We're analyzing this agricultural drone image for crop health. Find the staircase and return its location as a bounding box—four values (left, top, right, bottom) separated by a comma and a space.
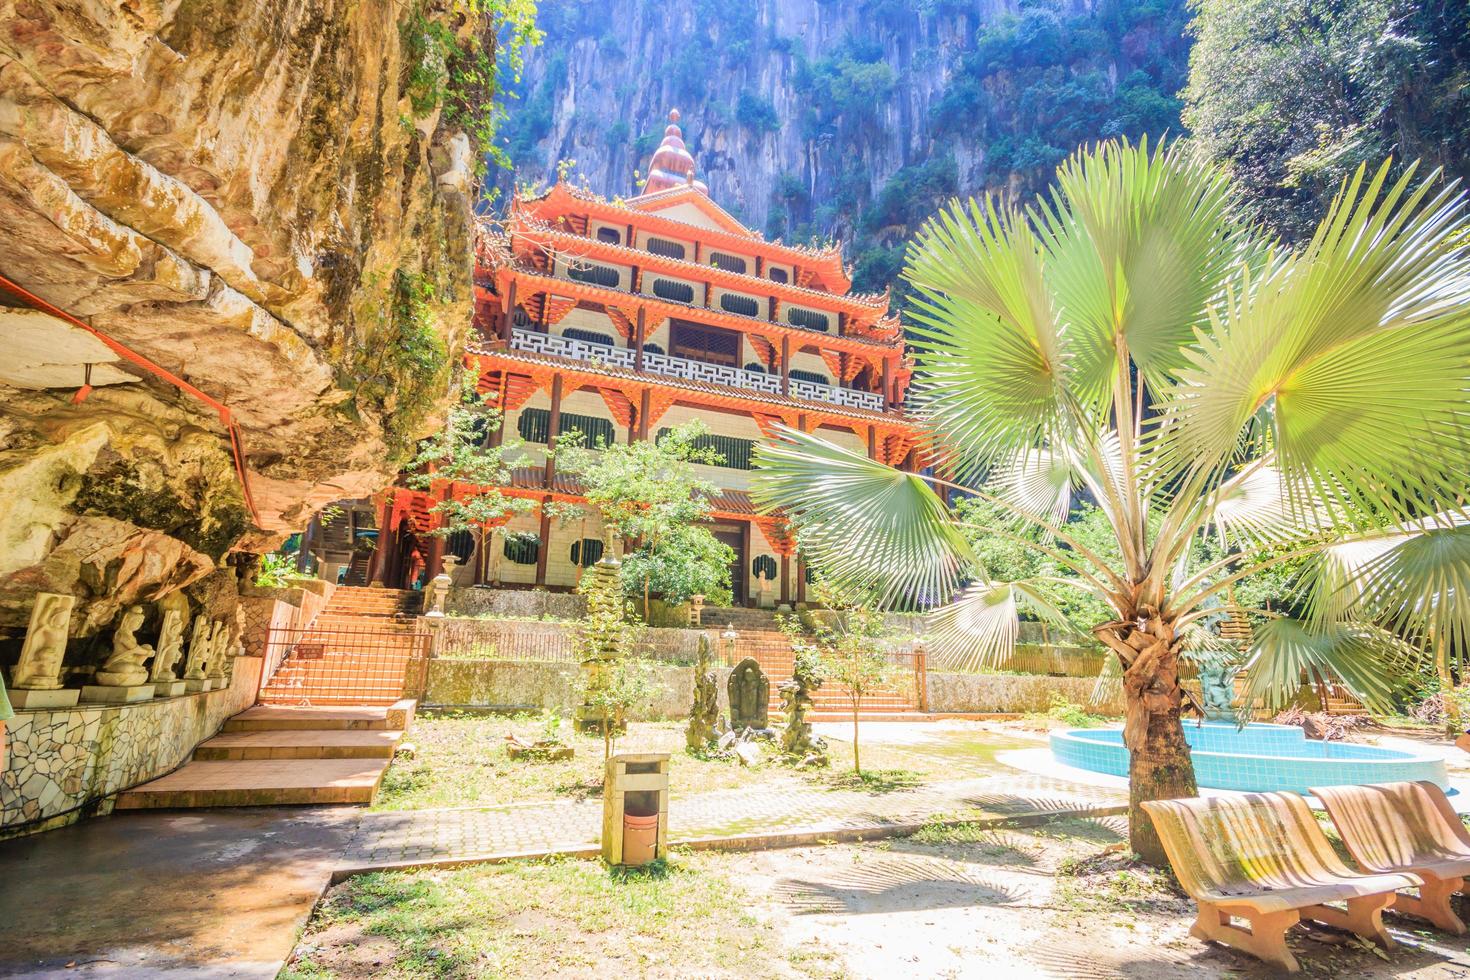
731, 628, 928, 722
115, 701, 413, 809
257, 586, 427, 707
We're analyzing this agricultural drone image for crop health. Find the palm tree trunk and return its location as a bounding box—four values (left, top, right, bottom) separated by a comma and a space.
852, 697, 861, 775
1103, 614, 1198, 867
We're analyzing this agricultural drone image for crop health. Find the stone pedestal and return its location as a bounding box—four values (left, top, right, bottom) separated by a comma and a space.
185, 678, 217, 693
10, 688, 80, 710
81, 684, 155, 704
154, 680, 188, 697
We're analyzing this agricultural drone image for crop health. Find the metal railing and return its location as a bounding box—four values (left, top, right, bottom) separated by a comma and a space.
258, 623, 433, 705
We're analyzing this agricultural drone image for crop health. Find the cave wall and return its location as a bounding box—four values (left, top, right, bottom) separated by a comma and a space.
0, 0, 480, 641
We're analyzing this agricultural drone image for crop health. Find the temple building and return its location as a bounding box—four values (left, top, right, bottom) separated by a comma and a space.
374, 110, 922, 606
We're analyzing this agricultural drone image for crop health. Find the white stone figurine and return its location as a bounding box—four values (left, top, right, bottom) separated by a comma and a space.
183, 613, 212, 681
207, 620, 229, 681
95, 605, 154, 686
12, 593, 74, 691
149, 609, 185, 682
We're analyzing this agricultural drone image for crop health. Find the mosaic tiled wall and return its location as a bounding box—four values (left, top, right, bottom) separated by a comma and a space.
0, 657, 262, 838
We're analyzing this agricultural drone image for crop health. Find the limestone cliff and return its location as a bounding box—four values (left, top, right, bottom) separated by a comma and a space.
0, 0, 490, 634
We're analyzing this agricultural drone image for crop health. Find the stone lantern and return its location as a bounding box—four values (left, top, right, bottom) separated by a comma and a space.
425, 555, 457, 618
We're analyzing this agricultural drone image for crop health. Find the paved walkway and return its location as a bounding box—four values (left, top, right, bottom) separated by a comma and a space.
341, 771, 1125, 870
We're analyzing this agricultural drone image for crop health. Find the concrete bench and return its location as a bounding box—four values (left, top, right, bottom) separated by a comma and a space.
1313, 780, 1470, 934
1143, 792, 1420, 972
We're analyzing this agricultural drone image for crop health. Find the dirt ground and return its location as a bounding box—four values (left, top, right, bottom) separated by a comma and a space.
728, 816, 1470, 979
286, 813, 1470, 979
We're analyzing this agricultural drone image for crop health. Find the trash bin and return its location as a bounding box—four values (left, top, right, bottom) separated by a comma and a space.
602, 752, 670, 867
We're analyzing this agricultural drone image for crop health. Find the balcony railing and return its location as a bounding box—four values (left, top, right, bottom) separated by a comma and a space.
509, 329, 884, 411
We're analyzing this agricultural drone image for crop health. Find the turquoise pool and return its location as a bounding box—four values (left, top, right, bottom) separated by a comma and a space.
1050, 721, 1449, 794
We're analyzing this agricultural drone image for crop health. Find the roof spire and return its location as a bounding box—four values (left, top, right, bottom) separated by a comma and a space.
640, 108, 708, 197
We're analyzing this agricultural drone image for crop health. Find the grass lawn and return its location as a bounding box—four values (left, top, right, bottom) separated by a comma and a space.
375, 713, 1035, 811
281, 853, 843, 979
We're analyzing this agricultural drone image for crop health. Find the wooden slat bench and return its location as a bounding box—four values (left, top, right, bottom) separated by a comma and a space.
1143, 792, 1421, 972
1312, 780, 1470, 934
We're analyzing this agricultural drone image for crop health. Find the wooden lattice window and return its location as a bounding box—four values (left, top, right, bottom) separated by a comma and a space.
657, 427, 754, 470
595, 227, 622, 244
503, 535, 540, 565
670, 320, 739, 366
566, 262, 620, 288
647, 237, 688, 259
752, 554, 777, 580
570, 538, 605, 568
719, 293, 760, 318
651, 278, 695, 303
769, 267, 789, 283
518, 408, 616, 448
709, 251, 748, 274
787, 306, 831, 332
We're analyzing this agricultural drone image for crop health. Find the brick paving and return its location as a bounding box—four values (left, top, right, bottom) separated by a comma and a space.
340, 771, 1126, 870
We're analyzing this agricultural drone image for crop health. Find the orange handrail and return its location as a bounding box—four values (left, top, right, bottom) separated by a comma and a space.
0, 272, 262, 527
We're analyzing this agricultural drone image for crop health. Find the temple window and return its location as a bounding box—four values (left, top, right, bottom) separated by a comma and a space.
718, 293, 760, 318
651, 277, 695, 303
570, 538, 605, 568
709, 251, 748, 274
566, 261, 621, 288
656, 428, 755, 469
752, 554, 777, 580
789, 368, 830, 387
670, 320, 739, 366
562, 328, 615, 347
518, 408, 617, 448
595, 227, 622, 244
646, 237, 688, 260
787, 306, 831, 332
769, 267, 790, 283
503, 535, 540, 565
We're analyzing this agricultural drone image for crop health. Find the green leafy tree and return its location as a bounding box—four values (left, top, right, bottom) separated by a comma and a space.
753, 140, 1470, 864
1183, 0, 1470, 239
558, 420, 735, 616
573, 556, 661, 761
781, 585, 901, 776
407, 379, 535, 579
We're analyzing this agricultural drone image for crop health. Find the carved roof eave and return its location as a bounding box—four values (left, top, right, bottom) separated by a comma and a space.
464, 340, 921, 430
516, 182, 851, 292
504, 219, 891, 317
491, 266, 904, 355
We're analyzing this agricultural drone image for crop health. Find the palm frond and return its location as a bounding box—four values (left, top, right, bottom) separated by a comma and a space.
990, 447, 1074, 532
927, 581, 1020, 671
750, 427, 974, 608
1207, 464, 1336, 549
1240, 618, 1415, 714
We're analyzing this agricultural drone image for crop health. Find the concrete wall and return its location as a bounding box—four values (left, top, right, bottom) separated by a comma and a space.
427, 616, 719, 666
423, 658, 731, 721
447, 587, 586, 620
926, 672, 1123, 716
0, 656, 264, 838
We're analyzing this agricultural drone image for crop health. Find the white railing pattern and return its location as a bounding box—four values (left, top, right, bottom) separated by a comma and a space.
510, 329, 883, 412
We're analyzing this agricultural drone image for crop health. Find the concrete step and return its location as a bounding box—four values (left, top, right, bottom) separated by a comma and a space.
113, 758, 390, 809
193, 729, 403, 760
223, 704, 406, 732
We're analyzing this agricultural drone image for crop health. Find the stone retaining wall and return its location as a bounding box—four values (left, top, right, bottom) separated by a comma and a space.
446, 587, 586, 621
926, 672, 1123, 715
423, 658, 731, 721
427, 617, 723, 666
0, 656, 264, 838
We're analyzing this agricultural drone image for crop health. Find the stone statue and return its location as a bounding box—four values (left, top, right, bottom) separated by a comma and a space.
13, 593, 74, 690
686, 635, 721, 751
1200, 664, 1238, 721
780, 651, 827, 763
95, 605, 154, 686
207, 620, 229, 681
148, 609, 185, 682
183, 613, 212, 681
728, 657, 769, 730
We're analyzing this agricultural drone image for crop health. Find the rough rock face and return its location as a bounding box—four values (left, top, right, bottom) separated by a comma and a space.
0, 0, 479, 635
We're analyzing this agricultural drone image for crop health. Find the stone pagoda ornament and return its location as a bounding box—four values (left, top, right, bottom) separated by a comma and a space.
686, 634, 721, 751
425, 555, 456, 617
10, 593, 79, 709
84, 605, 157, 703
780, 651, 827, 765
149, 608, 188, 696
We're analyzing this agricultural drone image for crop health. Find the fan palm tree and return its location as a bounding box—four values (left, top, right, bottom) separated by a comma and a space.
752, 140, 1470, 865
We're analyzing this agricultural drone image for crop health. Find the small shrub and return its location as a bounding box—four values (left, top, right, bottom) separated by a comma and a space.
1044, 693, 1106, 728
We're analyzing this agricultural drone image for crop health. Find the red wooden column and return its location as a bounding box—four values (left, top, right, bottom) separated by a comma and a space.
780, 336, 791, 396
779, 554, 790, 606
638, 388, 652, 441
867, 424, 878, 459
543, 373, 563, 487
534, 497, 552, 586
501, 279, 517, 344
881, 355, 894, 408
634, 307, 647, 370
